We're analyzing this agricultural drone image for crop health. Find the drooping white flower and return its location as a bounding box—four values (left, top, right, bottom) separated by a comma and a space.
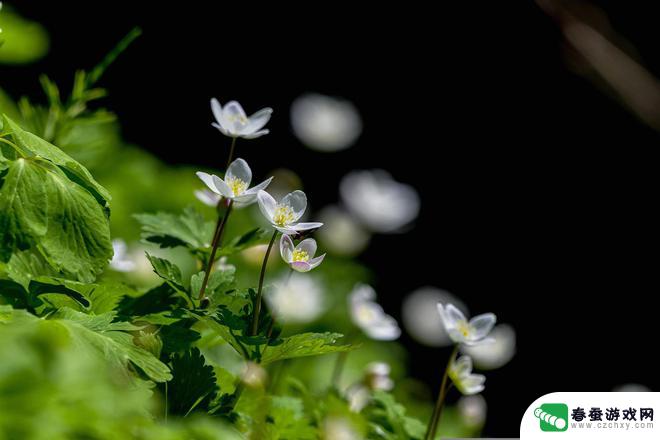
437, 303, 496, 346
266, 273, 326, 324
461, 324, 516, 370
211, 98, 272, 139
448, 355, 486, 396
257, 190, 323, 235
196, 158, 272, 207
317, 205, 370, 256
349, 284, 400, 341
279, 235, 325, 272
109, 239, 137, 272
402, 287, 468, 347
194, 188, 221, 207
340, 170, 420, 233
290, 93, 362, 152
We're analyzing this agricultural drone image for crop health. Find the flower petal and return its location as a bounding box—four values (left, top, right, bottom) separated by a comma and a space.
257, 190, 277, 222
222, 101, 248, 134
469, 313, 497, 342
281, 190, 307, 221
364, 315, 401, 341
290, 222, 323, 232
212, 122, 229, 136
291, 261, 312, 272
451, 355, 473, 378
226, 158, 252, 186
459, 374, 486, 395
296, 238, 317, 258
308, 253, 325, 269
194, 189, 221, 207
196, 172, 221, 194
241, 129, 270, 139
211, 98, 223, 125
241, 177, 273, 196
211, 175, 232, 198
243, 107, 273, 134
280, 234, 294, 262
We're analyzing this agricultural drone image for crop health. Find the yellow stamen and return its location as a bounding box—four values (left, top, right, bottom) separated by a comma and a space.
273, 204, 295, 227
226, 176, 248, 196
292, 249, 310, 262
457, 321, 470, 338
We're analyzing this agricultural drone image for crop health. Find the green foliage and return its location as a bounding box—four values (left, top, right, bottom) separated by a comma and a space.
0, 5, 50, 64
163, 347, 219, 416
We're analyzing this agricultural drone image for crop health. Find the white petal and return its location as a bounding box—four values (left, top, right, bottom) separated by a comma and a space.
308, 253, 325, 269
469, 313, 497, 342
196, 171, 221, 194
452, 356, 473, 378
280, 234, 294, 262
243, 107, 273, 134
211, 98, 223, 124
364, 315, 401, 341
291, 222, 323, 232
445, 303, 467, 330
194, 189, 221, 207
241, 176, 273, 196
257, 190, 277, 222
222, 101, 248, 134
231, 193, 258, 207
226, 158, 252, 186
291, 261, 312, 272
212, 175, 232, 198
459, 374, 486, 395
296, 238, 317, 257
241, 129, 269, 139
212, 122, 230, 136
281, 190, 307, 221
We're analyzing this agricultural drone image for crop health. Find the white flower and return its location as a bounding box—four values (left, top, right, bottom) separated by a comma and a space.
340, 170, 420, 233
461, 324, 516, 370
279, 235, 325, 272
257, 190, 323, 235
211, 98, 272, 139
437, 303, 496, 346
402, 287, 468, 347
290, 93, 362, 152
196, 158, 272, 207
317, 205, 370, 256
365, 362, 394, 391
349, 284, 400, 341
448, 355, 486, 396
266, 273, 325, 324
194, 188, 221, 207
458, 395, 487, 427
109, 239, 136, 272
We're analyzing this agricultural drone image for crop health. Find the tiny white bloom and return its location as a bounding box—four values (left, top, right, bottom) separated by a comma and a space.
257, 189, 323, 235
266, 273, 325, 324
348, 284, 400, 341
437, 303, 496, 346
448, 355, 486, 396
340, 170, 420, 233
211, 98, 272, 139
194, 188, 221, 207
279, 235, 325, 272
290, 93, 362, 152
365, 362, 394, 391
196, 158, 272, 207
402, 287, 468, 347
109, 239, 137, 272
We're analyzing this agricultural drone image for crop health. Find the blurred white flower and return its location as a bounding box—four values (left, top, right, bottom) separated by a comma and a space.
437, 303, 496, 346
349, 284, 400, 341
290, 93, 362, 152
210, 98, 272, 139
402, 287, 468, 347
216, 256, 235, 272
109, 239, 137, 272
241, 244, 269, 266
241, 361, 268, 389
461, 324, 516, 370
322, 417, 362, 440
266, 273, 325, 324
279, 235, 325, 272
340, 170, 420, 233
194, 188, 221, 207
197, 158, 272, 207
458, 394, 487, 427
449, 355, 486, 396
317, 206, 370, 256
257, 190, 323, 235
365, 362, 394, 391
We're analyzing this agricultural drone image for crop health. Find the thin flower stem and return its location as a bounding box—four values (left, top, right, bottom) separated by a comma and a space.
425, 345, 459, 440
250, 229, 279, 335
226, 137, 237, 170
198, 200, 233, 302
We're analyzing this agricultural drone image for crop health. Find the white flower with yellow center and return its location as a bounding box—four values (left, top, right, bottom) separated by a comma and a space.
448, 355, 486, 395
279, 235, 325, 272
211, 98, 272, 139
257, 190, 323, 235
196, 158, 272, 207
437, 303, 496, 346
348, 284, 400, 341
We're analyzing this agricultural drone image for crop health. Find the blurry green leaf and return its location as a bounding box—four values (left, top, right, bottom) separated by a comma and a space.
162, 347, 218, 416
217, 227, 269, 257
117, 282, 185, 318
266, 396, 317, 439
0, 88, 20, 120
0, 6, 49, 64
135, 207, 214, 251
261, 332, 354, 365
364, 391, 426, 440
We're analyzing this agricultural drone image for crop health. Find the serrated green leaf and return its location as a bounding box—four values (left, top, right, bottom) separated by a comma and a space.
162, 347, 218, 416
260, 332, 354, 365
135, 207, 214, 251
145, 253, 186, 291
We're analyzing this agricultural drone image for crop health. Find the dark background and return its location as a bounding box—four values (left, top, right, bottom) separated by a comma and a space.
3, 1, 660, 437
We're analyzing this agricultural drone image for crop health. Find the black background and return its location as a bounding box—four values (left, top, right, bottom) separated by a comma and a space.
3, 2, 660, 437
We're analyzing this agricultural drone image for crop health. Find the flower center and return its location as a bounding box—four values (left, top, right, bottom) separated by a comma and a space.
227, 114, 248, 126
226, 176, 248, 196
457, 321, 470, 338
273, 204, 295, 226
292, 249, 310, 262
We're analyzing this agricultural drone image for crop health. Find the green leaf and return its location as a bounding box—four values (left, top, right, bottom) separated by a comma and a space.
0, 7, 50, 64
162, 347, 218, 416
135, 207, 214, 251
217, 227, 269, 257
364, 391, 426, 440
145, 253, 186, 291
260, 332, 354, 365
30, 277, 137, 314
50, 307, 172, 382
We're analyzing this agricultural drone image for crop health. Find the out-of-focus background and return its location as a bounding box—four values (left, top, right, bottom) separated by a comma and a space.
2, 1, 659, 437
